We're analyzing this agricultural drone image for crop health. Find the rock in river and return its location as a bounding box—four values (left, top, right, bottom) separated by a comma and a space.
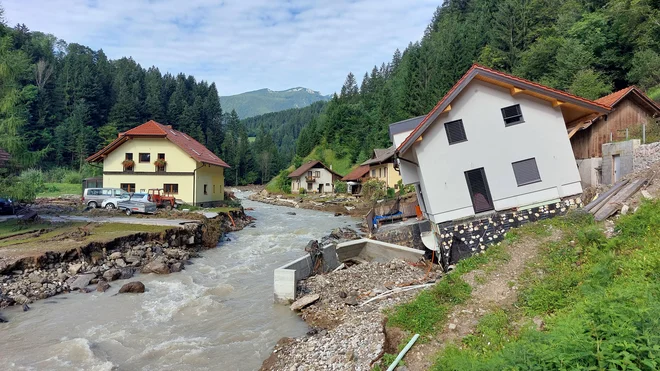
103, 268, 121, 281
69, 274, 95, 290
118, 281, 145, 294
142, 258, 170, 274
97, 281, 111, 292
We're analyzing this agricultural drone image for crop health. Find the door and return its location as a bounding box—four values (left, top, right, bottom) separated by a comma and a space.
465, 168, 494, 213
613, 154, 621, 182
318, 184, 324, 193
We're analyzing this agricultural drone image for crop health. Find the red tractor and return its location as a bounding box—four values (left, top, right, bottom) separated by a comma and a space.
148, 188, 178, 210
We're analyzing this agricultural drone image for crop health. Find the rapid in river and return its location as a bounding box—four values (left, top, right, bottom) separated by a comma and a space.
0, 193, 357, 370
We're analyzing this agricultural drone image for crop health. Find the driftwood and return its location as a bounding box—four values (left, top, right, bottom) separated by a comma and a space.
583, 179, 629, 213
594, 179, 648, 221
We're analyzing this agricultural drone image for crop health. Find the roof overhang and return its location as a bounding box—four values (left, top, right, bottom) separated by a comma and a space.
396, 65, 612, 155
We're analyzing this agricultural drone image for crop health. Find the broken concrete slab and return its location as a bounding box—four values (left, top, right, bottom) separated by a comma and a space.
290, 294, 320, 311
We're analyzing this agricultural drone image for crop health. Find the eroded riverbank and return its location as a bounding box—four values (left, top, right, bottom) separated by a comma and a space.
0, 196, 360, 370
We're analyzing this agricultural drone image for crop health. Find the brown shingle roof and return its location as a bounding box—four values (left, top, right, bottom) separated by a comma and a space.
87, 120, 229, 168
596, 86, 660, 113
361, 146, 396, 166
288, 160, 342, 178
341, 165, 370, 181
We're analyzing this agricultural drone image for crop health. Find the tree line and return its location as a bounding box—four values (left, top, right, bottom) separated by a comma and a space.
294, 0, 660, 165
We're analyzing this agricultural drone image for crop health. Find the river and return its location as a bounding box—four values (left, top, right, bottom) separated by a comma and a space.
0, 193, 357, 370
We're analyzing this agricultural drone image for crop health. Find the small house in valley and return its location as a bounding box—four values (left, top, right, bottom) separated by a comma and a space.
391, 64, 611, 225
361, 146, 402, 190
341, 165, 370, 194
86, 120, 229, 206
569, 86, 660, 186
289, 160, 341, 193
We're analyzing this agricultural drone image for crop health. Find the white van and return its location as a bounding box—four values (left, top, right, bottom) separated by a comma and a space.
82, 188, 128, 208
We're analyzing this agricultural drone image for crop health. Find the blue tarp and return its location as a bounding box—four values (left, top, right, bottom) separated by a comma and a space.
373, 211, 403, 227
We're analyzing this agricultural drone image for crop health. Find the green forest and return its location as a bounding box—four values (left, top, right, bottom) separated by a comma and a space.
293, 0, 660, 167
2, 0, 660, 190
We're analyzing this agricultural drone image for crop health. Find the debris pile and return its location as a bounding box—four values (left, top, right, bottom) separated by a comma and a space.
261, 259, 440, 371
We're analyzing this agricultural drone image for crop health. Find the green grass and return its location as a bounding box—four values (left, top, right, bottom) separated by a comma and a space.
430, 200, 660, 370
0, 219, 53, 239
38, 182, 82, 198
303, 146, 354, 176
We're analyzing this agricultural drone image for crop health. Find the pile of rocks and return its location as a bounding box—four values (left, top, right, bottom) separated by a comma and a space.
0, 240, 203, 308
261, 259, 441, 371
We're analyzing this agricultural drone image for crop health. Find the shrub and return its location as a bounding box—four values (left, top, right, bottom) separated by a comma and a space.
45, 167, 69, 183
62, 171, 83, 185
2, 169, 45, 202
386, 187, 396, 199
299, 188, 307, 195
361, 178, 386, 201
334, 180, 347, 194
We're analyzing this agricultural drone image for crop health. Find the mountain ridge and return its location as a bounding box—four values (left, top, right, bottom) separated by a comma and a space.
220, 87, 331, 119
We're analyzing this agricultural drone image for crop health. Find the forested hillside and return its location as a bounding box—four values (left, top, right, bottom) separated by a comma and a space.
294, 0, 660, 165
220, 87, 330, 119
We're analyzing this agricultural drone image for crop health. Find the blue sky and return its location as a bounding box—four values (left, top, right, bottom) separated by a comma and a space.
3, 0, 438, 96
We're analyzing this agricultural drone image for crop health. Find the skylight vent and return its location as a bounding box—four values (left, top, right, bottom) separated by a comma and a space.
182, 134, 190, 140
191, 149, 201, 156
169, 130, 178, 136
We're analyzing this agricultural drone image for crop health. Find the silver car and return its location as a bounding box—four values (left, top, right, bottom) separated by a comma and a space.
82, 188, 128, 208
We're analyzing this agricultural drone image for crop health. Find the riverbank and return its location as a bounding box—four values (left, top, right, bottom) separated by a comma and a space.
248, 190, 372, 217
261, 258, 442, 370
0, 209, 253, 311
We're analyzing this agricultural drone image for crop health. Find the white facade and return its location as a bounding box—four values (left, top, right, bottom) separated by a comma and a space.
399, 79, 583, 224
291, 167, 336, 193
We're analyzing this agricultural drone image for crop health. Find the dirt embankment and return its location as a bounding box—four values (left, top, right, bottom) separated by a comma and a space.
0, 210, 253, 310
248, 191, 372, 217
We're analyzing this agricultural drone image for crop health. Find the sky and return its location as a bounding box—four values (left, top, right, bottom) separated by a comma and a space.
4, 0, 438, 96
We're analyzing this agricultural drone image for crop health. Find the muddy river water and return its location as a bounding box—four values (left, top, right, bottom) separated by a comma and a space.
1, 193, 357, 370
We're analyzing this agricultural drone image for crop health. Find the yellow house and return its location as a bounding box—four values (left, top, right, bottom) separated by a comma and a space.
361, 145, 402, 189
87, 120, 229, 206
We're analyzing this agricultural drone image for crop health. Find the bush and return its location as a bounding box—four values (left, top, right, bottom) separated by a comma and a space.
299, 188, 307, 195
2, 169, 45, 202
62, 171, 83, 184
361, 178, 386, 201
334, 180, 347, 194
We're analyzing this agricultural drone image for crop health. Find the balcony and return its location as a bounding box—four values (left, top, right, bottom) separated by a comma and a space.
305, 176, 317, 183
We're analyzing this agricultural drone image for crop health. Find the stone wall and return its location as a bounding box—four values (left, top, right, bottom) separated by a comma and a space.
436, 197, 582, 268
634, 142, 660, 171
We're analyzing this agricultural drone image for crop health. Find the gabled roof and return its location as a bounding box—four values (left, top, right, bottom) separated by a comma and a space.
0, 148, 10, 167
397, 64, 612, 154
288, 160, 342, 178
341, 165, 370, 181
388, 115, 426, 140
86, 120, 229, 168
361, 145, 396, 166
596, 86, 660, 114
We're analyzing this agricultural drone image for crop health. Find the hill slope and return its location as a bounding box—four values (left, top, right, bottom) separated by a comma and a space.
220, 87, 331, 119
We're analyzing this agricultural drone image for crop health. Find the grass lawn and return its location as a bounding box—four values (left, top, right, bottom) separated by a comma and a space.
0, 221, 171, 258
0, 219, 53, 239
38, 182, 82, 198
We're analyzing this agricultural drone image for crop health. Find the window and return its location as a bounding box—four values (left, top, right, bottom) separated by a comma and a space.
371, 169, 376, 177
120, 183, 136, 192
445, 119, 467, 144
158, 153, 165, 160
204, 184, 208, 195
125, 153, 133, 160
124, 153, 134, 171
384, 167, 387, 177
512, 158, 541, 186
164, 184, 179, 194
501, 104, 524, 126
139, 153, 150, 163
307, 182, 313, 191
87, 189, 100, 196
314, 171, 321, 178
213, 185, 216, 194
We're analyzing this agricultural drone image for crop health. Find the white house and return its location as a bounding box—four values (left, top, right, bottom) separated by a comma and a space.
289, 160, 342, 193
391, 64, 611, 225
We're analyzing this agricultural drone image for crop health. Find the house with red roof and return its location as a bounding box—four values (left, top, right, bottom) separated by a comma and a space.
87, 120, 230, 206
390, 64, 610, 224
288, 160, 341, 193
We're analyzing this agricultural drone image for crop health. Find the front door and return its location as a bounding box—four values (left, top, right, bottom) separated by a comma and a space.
318, 184, 324, 193
613, 154, 621, 182
465, 168, 494, 213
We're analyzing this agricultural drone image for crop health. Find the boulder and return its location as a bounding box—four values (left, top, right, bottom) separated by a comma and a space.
68, 263, 83, 275
170, 262, 184, 273
102, 268, 121, 282
115, 258, 127, 268
142, 259, 171, 274
69, 274, 95, 290
118, 281, 145, 294
28, 272, 45, 284
108, 252, 123, 260
96, 281, 110, 292
118, 267, 136, 280
290, 294, 320, 311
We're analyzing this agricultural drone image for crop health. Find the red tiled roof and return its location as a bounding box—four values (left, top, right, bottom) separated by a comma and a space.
341, 165, 370, 181
86, 120, 229, 168
397, 64, 612, 154
595, 86, 660, 113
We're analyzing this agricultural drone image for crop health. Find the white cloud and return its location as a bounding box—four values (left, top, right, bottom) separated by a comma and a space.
3, 0, 437, 95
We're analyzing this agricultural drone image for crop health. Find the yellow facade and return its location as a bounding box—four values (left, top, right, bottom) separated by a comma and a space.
102, 137, 224, 205
368, 163, 402, 189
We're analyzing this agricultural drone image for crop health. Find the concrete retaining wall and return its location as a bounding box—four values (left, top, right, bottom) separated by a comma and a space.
576, 158, 602, 188
602, 140, 640, 185
273, 239, 424, 303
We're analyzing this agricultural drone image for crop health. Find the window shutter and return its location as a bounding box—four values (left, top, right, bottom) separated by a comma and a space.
512, 158, 541, 186
501, 104, 524, 126
445, 119, 467, 144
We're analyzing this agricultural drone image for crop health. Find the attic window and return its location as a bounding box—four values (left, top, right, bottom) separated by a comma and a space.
512, 158, 541, 186
445, 119, 467, 145
502, 104, 524, 126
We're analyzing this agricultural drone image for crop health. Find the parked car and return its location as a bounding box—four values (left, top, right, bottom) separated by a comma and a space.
82, 188, 129, 208
0, 197, 15, 215
102, 193, 149, 209
117, 194, 157, 216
